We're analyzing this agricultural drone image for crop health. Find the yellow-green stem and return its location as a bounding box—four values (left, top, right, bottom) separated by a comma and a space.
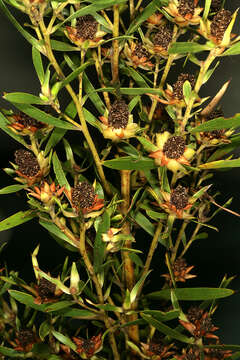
129, 0, 134, 19
180, 223, 201, 258
39, 20, 111, 196
112, 5, 120, 84
171, 220, 188, 263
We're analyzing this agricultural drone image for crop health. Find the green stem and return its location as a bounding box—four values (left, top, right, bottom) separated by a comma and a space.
180, 223, 201, 258
129, 0, 134, 19
171, 220, 188, 263
112, 5, 120, 84
39, 20, 111, 196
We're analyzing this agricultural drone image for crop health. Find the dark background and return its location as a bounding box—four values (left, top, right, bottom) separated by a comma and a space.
0, 1, 240, 344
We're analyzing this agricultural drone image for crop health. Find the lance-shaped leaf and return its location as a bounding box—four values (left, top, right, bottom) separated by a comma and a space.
0, 345, 25, 358
120, 65, 150, 88
141, 313, 194, 344
50, 40, 79, 52
130, 270, 151, 304
9, 103, 77, 130
0, 210, 36, 231
57, 308, 96, 318
190, 113, 240, 133
32, 47, 44, 85
137, 136, 158, 152
169, 42, 212, 54
58, 61, 93, 91
147, 287, 234, 300
39, 321, 51, 341
207, 134, 240, 162
45, 128, 67, 155
94, 211, 110, 273
45, 301, 74, 312
39, 219, 78, 249
3, 92, 46, 105
52, 152, 71, 190
199, 159, 240, 169
0, 184, 26, 195
223, 40, 240, 56
51, 330, 76, 351
203, 0, 212, 20
9, 290, 48, 311
143, 309, 180, 322
83, 73, 106, 114
103, 156, 157, 171
36, 269, 70, 294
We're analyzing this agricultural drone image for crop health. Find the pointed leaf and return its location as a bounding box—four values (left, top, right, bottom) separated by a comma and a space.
130, 270, 151, 304
223, 41, 240, 56
0, 184, 26, 195
39, 321, 51, 341
50, 39, 79, 52
51, 330, 76, 351
9, 290, 47, 311
52, 152, 71, 190
190, 114, 240, 133
141, 313, 194, 344
169, 42, 211, 54
0, 111, 28, 146
39, 219, 78, 248
200, 159, 240, 169
94, 211, 110, 273
58, 308, 96, 318
0, 345, 25, 358
59, 61, 93, 90
83, 73, 106, 114
45, 128, 67, 155
32, 46, 44, 84
3, 92, 45, 105
103, 156, 157, 171
0, 210, 36, 232
147, 287, 234, 300
143, 309, 180, 322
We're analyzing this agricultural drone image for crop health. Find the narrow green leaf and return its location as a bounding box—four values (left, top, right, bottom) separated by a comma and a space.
207, 134, 240, 162
50, 39, 79, 51
203, 0, 212, 21
137, 136, 158, 152
0, 210, 36, 232
94, 211, 110, 273
83, 73, 106, 114
59, 61, 93, 90
200, 159, 240, 169
141, 313, 194, 344
58, 308, 96, 318
222, 40, 240, 56
45, 301, 74, 312
32, 47, 44, 84
183, 80, 192, 104
45, 128, 67, 155
39, 219, 78, 248
120, 87, 162, 96
51, 330, 76, 351
9, 290, 47, 311
143, 309, 180, 322
52, 152, 71, 190
39, 321, 51, 341
0, 345, 25, 358
169, 42, 211, 54
83, 108, 102, 131
120, 65, 149, 88
190, 114, 240, 133
0, 184, 26, 195
103, 156, 157, 171
10, 103, 77, 130
130, 271, 151, 304
3, 92, 45, 105
118, 142, 139, 157
147, 287, 234, 301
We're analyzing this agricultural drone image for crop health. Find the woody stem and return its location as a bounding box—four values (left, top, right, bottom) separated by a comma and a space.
120, 170, 139, 343
39, 20, 111, 196
171, 220, 188, 263
112, 5, 120, 84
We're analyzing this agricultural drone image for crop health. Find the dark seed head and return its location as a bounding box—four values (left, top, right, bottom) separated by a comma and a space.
108, 100, 129, 129
206, 108, 224, 121
153, 25, 173, 50
14, 149, 40, 177
163, 136, 185, 159
173, 257, 188, 272
170, 185, 189, 210
132, 42, 150, 59
178, 0, 195, 17
205, 109, 225, 138
16, 111, 44, 130
17, 330, 35, 346
205, 348, 229, 359
149, 342, 165, 356
187, 306, 204, 322
72, 182, 95, 210
76, 15, 98, 40
172, 73, 195, 100
38, 277, 56, 300
210, 9, 232, 41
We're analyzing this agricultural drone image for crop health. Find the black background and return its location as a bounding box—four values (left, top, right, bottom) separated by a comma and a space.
0, 1, 240, 344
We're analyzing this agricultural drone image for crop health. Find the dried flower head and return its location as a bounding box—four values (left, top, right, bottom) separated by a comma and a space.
27, 181, 64, 205
13, 330, 37, 352
141, 341, 176, 359
162, 257, 196, 283
204, 346, 233, 359
180, 307, 219, 340
152, 25, 173, 56
69, 182, 104, 216
34, 277, 57, 304
100, 99, 139, 141
163, 0, 203, 27
172, 73, 196, 100
8, 111, 46, 135
149, 132, 195, 173
65, 15, 106, 48
73, 333, 102, 359
146, 11, 164, 26
210, 9, 232, 42
124, 42, 154, 69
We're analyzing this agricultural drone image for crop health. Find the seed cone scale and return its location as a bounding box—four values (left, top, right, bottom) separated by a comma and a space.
108, 100, 129, 129
38, 278, 56, 299
17, 330, 35, 346
72, 182, 95, 209
172, 73, 196, 100
14, 149, 40, 177
132, 43, 150, 59
163, 136, 185, 159
170, 185, 189, 209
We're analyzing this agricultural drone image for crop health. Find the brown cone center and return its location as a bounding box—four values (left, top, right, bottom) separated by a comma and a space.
170, 185, 189, 209
76, 15, 98, 40
210, 9, 232, 41
153, 26, 172, 50
108, 100, 129, 129
172, 73, 195, 100
163, 136, 185, 159
132, 43, 149, 59
38, 278, 56, 299
14, 149, 40, 177
72, 182, 95, 210
178, 0, 195, 17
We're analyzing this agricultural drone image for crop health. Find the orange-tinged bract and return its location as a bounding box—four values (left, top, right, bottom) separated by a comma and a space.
162, 257, 196, 283
8, 111, 47, 135
141, 341, 176, 360
123, 41, 154, 70
73, 333, 102, 359
163, 0, 203, 27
